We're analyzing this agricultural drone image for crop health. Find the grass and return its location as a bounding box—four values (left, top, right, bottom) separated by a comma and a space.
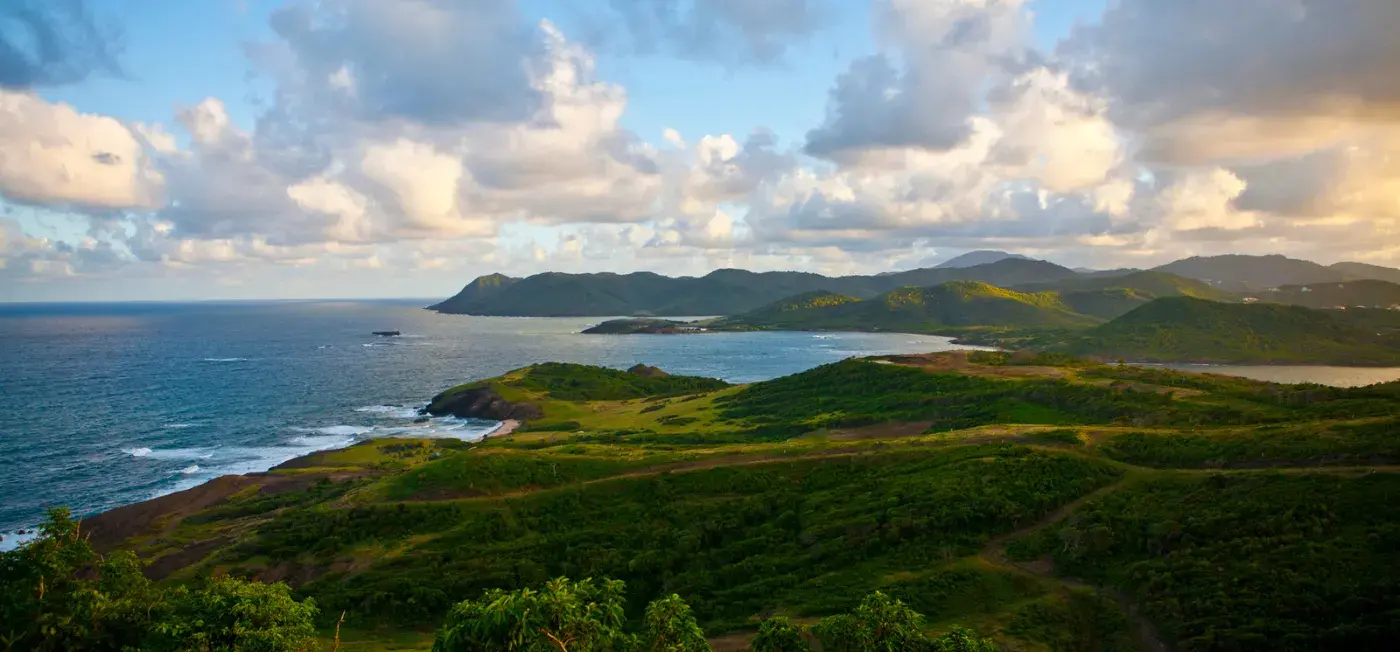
98, 351, 1400, 651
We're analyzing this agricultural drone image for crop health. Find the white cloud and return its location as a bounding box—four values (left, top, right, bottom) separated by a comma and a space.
806, 0, 1029, 157
14, 0, 1400, 297
0, 91, 164, 210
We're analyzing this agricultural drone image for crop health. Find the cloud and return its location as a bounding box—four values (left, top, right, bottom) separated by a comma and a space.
0, 0, 120, 89
0, 90, 163, 210
805, 0, 1029, 157
0, 217, 127, 280
262, 0, 541, 125
18, 0, 1400, 297
576, 0, 830, 65
1070, 0, 1400, 125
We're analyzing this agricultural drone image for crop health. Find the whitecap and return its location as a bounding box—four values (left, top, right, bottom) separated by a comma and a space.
179, 465, 200, 475
291, 425, 375, 437
125, 447, 217, 461
201, 357, 248, 363
286, 434, 359, 449
354, 405, 422, 419
0, 529, 41, 553
163, 423, 198, 429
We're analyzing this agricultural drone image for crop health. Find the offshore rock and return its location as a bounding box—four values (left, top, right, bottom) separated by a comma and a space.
426, 386, 543, 421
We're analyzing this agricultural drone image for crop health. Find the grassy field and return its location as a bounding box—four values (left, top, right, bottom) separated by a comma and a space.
94, 351, 1400, 651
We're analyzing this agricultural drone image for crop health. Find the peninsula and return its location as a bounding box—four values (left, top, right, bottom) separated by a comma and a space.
34, 353, 1400, 650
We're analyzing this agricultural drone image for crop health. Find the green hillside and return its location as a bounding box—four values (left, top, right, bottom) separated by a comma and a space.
1256, 279, 1400, 309
713, 281, 1097, 334
1151, 254, 1349, 291
49, 354, 1400, 651
1329, 261, 1400, 284
1014, 271, 1233, 319
1056, 296, 1400, 364
428, 259, 1081, 316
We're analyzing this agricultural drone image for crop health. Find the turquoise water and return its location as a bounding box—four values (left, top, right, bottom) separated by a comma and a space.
0, 300, 970, 544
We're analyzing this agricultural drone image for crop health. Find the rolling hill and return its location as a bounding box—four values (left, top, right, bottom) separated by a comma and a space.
1014, 271, 1233, 319
933, 250, 1031, 268
1152, 254, 1349, 290
711, 281, 1097, 333
429, 259, 1081, 316
1056, 296, 1400, 365
1330, 261, 1400, 284
1256, 279, 1400, 309
1154, 254, 1400, 291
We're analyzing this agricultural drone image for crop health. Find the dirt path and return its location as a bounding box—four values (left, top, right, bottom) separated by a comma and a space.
979, 478, 1171, 652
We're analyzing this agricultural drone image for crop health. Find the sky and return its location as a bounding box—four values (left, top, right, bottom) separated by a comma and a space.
1, 0, 1397, 301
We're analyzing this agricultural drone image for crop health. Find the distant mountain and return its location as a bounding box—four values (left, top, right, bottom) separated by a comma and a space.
1329, 262, 1400, 285
933, 250, 1031, 269
1056, 296, 1400, 365
429, 259, 1081, 316
711, 281, 1096, 333
1257, 280, 1400, 310
1152, 254, 1349, 291
1013, 271, 1233, 319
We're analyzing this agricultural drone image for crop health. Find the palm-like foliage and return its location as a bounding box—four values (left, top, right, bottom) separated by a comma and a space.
433, 577, 634, 651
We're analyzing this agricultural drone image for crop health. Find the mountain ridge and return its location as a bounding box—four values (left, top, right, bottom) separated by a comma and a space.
429, 258, 1080, 316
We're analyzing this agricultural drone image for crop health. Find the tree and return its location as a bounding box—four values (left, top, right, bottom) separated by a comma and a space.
642, 594, 711, 651
927, 627, 999, 652
0, 508, 160, 651
811, 592, 929, 652
0, 508, 319, 652
152, 576, 319, 652
433, 577, 635, 652
751, 617, 809, 652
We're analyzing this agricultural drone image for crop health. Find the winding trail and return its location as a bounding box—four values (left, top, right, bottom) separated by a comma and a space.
979, 477, 1170, 652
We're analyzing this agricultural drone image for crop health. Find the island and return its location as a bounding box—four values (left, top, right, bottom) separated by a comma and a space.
20, 353, 1395, 650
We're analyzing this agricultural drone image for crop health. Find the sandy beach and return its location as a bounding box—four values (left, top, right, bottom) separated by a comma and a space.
489, 419, 520, 438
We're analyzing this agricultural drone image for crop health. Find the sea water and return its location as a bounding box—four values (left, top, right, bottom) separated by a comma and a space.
0, 300, 970, 547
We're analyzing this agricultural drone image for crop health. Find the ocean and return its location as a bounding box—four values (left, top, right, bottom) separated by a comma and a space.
0, 300, 973, 546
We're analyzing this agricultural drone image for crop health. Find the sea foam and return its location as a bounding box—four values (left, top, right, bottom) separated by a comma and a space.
354, 405, 423, 419
292, 425, 375, 437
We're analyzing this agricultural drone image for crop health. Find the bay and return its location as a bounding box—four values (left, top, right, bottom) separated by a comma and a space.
0, 300, 966, 543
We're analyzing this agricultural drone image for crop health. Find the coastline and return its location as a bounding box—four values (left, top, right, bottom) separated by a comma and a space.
1, 416, 512, 554
489, 419, 519, 437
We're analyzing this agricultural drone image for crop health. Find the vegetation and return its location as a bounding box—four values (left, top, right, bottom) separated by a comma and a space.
0, 509, 319, 652
582, 319, 700, 334
432, 577, 634, 651
1150, 253, 1354, 291
1257, 279, 1400, 310
711, 281, 1096, 334
1053, 296, 1400, 365
1015, 271, 1231, 319
41, 354, 1400, 651
428, 259, 1080, 316
510, 363, 729, 401
1010, 473, 1400, 649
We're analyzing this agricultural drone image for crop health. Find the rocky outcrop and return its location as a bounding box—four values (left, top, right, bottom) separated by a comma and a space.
426, 386, 544, 421
627, 363, 670, 377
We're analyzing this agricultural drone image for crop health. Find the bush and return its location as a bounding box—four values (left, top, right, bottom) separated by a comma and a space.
0, 509, 319, 652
